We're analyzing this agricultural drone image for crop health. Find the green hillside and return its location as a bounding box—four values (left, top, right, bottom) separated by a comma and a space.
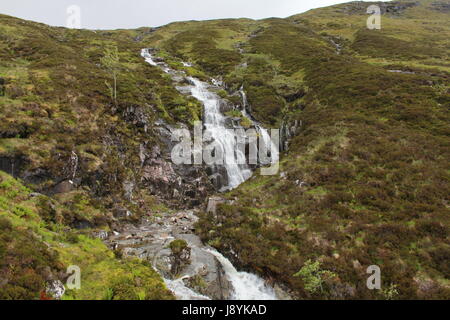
0, 0, 449, 300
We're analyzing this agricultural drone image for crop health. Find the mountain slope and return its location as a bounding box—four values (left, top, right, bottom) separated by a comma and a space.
0, 0, 449, 300
168, 1, 449, 299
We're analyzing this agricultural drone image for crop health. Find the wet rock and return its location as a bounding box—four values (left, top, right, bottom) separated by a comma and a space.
0, 155, 25, 178
105, 211, 234, 300
431, 2, 450, 13
0, 77, 5, 96
46, 280, 65, 300
170, 239, 192, 275
52, 180, 74, 194
140, 132, 214, 205
113, 207, 133, 219
72, 219, 94, 230
218, 99, 234, 113
175, 234, 232, 300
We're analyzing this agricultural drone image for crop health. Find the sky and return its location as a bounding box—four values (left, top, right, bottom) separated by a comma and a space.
0, 0, 376, 30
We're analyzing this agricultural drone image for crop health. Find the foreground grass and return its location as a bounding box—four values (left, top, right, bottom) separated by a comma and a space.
0, 171, 173, 300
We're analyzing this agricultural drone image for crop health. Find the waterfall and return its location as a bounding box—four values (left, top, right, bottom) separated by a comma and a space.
205, 249, 277, 300
240, 88, 279, 166
140, 49, 281, 300
164, 278, 211, 300
161, 247, 278, 301
187, 77, 252, 189
141, 48, 252, 190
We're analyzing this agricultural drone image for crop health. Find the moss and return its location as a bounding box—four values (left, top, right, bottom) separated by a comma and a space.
194, 2, 450, 300
0, 171, 173, 300
169, 239, 188, 255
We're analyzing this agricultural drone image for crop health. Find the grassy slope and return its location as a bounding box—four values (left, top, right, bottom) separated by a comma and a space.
0, 0, 449, 300
0, 13, 202, 198
0, 171, 173, 299
181, 1, 448, 299
0, 15, 185, 299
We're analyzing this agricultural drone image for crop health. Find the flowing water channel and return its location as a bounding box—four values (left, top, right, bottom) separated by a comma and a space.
139, 48, 280, 300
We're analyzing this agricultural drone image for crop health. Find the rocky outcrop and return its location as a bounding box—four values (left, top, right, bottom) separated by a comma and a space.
140, 122, 214, 206
206, 196, 227, 217
280, 120, 301, 152
0, 77, 4, 96
106, 210, 234, 300
0, 155, 25, 178
431, 1, 450, 13
340, 1, 419, 15
45, 280, 65, 300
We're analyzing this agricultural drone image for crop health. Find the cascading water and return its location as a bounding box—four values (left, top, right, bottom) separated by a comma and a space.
141, 48, 252, 190
140, 48, 279, 300
240, 88, 279, 166
206, 249, 277, 300
188, 77, 252, 189
164, 278, 211, 300
165, 246, 278, 300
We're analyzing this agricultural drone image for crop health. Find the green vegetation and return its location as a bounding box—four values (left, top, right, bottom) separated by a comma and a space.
101, 45, 121, 105
0, 171, 173, 300
293, 260, 337, 295
193, 0, 450, 300
1, 0, 449, 300
169, 239, 189, 255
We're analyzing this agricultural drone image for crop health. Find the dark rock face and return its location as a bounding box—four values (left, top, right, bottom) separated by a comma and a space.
0, 77, 5, 96
72, 219, 94, 230
0, 155, 25, 178
122, 104, 151, 131
340, 1, 419, 15
106, 210, 234, 300
140, 121, 214, 207
431, 1, 450, 12
283, 88, 306, 103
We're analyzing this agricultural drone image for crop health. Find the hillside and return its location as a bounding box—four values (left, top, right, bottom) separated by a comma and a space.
0, 0, 449, 300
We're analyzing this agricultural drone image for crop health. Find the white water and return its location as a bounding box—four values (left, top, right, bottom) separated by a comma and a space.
240, 89, 279, 166
141, 48, 278, 300
164, 247, 278, 300
188, 77, 252, 189
164, 278, 211, 300
141, 48, 252, 190
206, 249, 277, 300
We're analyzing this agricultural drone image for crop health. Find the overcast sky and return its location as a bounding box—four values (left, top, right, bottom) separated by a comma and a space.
0, 0, 376, 30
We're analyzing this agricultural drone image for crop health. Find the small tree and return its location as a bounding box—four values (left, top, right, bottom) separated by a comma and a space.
101, 45, 120, 105
294, 259, 337, 294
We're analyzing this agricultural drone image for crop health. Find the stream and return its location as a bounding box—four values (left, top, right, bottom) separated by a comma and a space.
117, 48, 283, 300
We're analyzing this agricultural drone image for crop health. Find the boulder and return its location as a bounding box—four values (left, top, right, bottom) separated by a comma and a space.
45, 280, 65, 300
52, 180, 74, 194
